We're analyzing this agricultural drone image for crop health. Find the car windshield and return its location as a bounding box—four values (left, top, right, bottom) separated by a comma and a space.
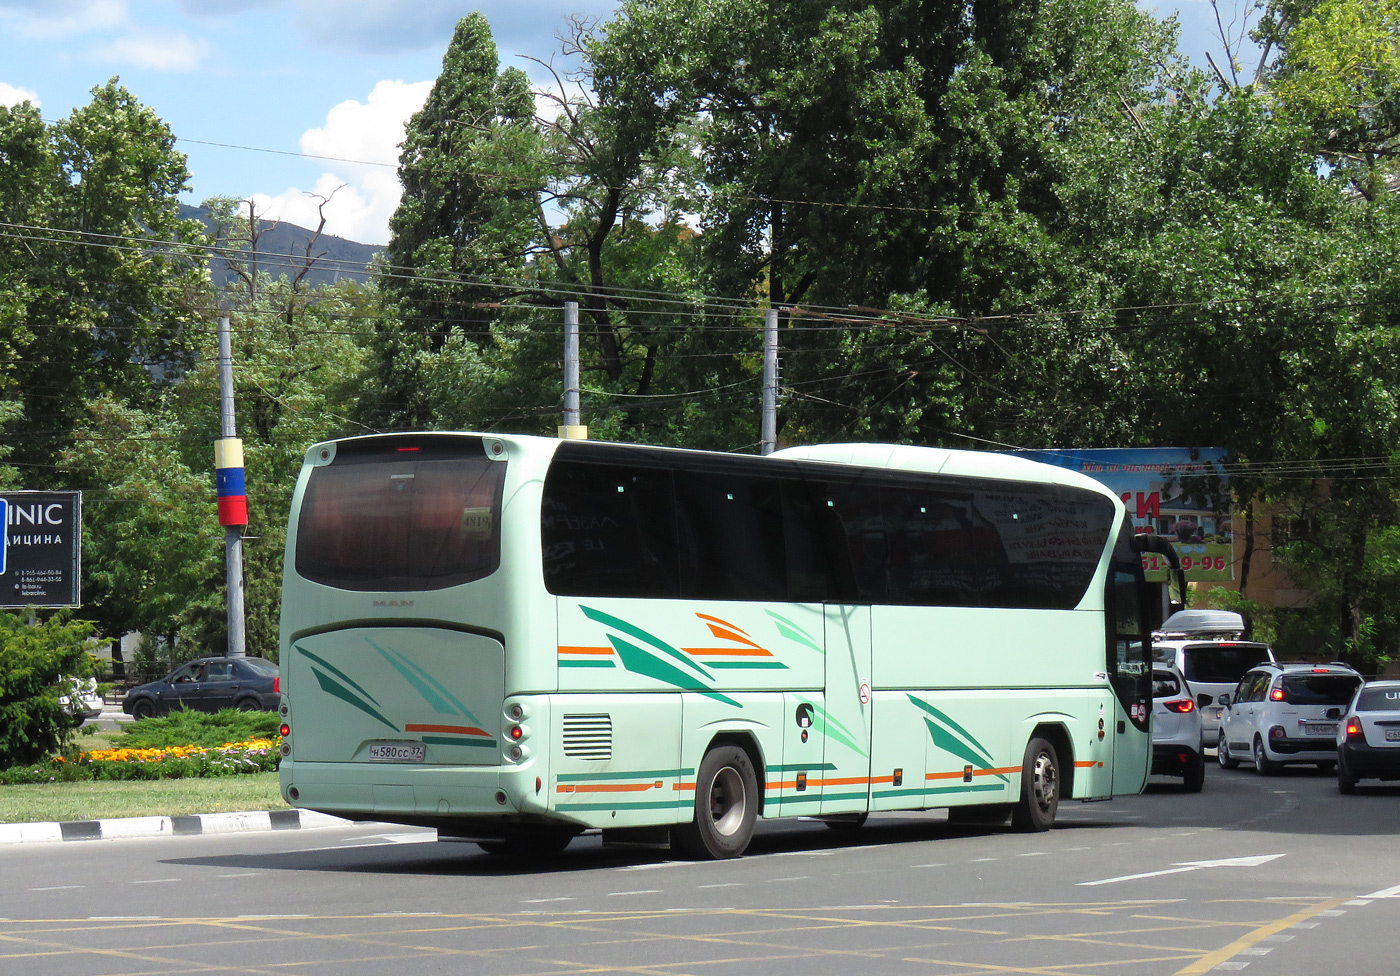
1280, 673, 1361, 706
1357, 686, 1400, 711
1153, 672, 1182, 698
1182, 644, 1271, 683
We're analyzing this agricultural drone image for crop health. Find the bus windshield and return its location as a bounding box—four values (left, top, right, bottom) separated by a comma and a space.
294, 437, 506, 591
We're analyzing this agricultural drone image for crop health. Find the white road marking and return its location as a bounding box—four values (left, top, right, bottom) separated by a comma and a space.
32, 885, 84, 891
608, 890, 662, 897
129, 878, 180, 885
1079, 854, 1285, 887
521, 897, 575, 904
1362, 882, 1400, 898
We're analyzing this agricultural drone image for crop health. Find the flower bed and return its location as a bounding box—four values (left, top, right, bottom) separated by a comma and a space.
0, 739, 281, 784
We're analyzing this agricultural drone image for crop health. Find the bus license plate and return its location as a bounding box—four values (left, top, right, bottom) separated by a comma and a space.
368, 742, 426, 762
1304, 723, 1337, 736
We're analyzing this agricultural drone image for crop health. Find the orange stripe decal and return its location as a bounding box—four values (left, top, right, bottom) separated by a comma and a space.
405, 723, 488, 736
683, 646, 774, 657
558, 645, 614, 655
1074, 761, 1104, 768
558, 781, 665, 794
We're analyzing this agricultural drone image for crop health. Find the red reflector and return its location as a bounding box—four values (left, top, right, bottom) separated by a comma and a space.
273, 676, 280, 693
397, 446, 420, 452
280, 724, 291, 737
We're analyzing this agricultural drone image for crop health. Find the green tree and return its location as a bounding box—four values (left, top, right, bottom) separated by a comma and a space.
0, 611, 94, 767
0, 82, 207, 477
371, 13, 547, 427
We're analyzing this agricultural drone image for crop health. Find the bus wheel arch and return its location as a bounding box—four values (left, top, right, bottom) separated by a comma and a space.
1012, 724, 1071, 833
672, 734, 762, 859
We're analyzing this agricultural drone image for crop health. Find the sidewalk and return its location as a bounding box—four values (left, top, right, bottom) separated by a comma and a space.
0, 808, 353, 846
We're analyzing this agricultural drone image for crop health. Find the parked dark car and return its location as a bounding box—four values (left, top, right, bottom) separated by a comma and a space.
121, 656, 280, 719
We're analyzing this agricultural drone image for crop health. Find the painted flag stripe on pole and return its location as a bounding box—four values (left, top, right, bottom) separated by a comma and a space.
215, 437, 248, 527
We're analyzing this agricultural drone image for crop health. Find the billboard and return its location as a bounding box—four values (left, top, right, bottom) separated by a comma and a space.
1012, 448, 1231, 583
0, 491, 82, 608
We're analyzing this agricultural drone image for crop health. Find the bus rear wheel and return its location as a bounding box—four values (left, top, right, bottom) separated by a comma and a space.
1011, 737, 1060, 832
672, 744, 757, 859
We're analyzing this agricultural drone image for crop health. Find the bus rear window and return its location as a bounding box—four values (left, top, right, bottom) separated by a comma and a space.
295, 440, 506, 591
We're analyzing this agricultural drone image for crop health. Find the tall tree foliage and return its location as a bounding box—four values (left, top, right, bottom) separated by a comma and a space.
0, 82, 206, 477
372, 13, 547, 427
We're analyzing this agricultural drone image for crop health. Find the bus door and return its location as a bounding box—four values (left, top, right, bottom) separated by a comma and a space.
820, 605, 873, 815
1109, 537, 1152, 796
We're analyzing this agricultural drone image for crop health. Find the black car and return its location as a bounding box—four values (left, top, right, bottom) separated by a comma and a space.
122, 656, 280, 719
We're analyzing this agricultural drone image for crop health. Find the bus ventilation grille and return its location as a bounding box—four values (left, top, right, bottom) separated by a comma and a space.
562, 714, 613, 760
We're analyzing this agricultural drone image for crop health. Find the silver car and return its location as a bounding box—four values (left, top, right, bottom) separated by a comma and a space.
1217, 661, 1362, 773
1337, 679, 1400, 793
1152, 665, 1205, 792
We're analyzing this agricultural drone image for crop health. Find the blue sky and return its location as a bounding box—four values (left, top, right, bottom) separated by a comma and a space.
1, 1, 1242, 246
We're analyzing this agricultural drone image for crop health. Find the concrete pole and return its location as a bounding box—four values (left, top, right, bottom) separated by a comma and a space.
761, 307, 779, 455
217, 314, 247, 658
560, 301, 587, 439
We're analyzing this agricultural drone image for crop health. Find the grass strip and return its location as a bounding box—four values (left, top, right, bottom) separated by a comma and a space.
0, 771, 289, 824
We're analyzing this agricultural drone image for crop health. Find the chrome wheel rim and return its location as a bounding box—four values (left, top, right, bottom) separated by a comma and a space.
709, 766, 747, 837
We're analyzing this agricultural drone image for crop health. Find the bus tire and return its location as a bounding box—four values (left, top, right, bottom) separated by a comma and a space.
1011, 737, 1060, 832
672, 744, 757, 859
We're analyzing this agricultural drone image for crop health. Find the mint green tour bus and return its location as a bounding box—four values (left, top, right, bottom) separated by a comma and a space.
277, 434, 1155, 858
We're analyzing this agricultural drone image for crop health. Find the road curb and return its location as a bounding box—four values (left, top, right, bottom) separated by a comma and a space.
0, 809, 351, 846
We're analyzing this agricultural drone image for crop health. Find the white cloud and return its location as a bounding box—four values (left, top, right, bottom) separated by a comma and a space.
253, 78, 431, 245
0, 0, 127, 39
0, 81, 40, 108
90, 28, 212, 71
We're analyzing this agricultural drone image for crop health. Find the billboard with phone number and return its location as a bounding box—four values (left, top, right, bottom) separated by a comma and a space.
1011, 448, 1231, 583
0, 491, 82, 608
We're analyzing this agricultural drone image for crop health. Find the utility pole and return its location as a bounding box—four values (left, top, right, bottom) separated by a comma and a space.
761, 307, 779, 455
215, 311, 247, 658
560, 301, 588, 439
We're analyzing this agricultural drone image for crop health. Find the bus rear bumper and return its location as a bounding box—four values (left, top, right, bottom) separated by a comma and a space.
279, 760, 569, 829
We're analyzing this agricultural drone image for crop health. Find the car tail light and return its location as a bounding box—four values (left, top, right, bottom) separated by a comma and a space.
1163, 698, 1195, 713
1270, 687, 1284, 701
1269, 725, 1286, 740
1345, 716, 1364, 741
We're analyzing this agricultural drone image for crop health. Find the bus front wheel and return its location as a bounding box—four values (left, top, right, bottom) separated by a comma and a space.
672, 744, 757, 859
1011, 737, 1060, 832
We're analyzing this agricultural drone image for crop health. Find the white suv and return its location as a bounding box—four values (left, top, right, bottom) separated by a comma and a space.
1152, 610, 1274, 748
1152, 665, 1205, 791
1216, 661, 1363, 773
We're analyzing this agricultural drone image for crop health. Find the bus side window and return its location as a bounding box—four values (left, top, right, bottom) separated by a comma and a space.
541, 460, 679, 598
675, 473, 787, 601
805, 478, 886, 603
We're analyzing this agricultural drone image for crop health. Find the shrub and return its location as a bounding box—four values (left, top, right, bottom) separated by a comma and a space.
119, 708, 280, 749
0, 611, 95, 767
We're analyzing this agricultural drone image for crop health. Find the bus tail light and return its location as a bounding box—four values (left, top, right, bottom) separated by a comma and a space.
1162, 698, 1195, 714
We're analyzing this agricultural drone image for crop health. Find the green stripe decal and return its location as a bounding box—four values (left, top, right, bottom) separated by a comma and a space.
557, 801, 685, 812
366, 637, 483, 724
560, 660, 615, 668
295, 645, 381, 706
308, 667, 399, 733
580, 605, 710, 679
764, 610, 823, 654
706, 661, 788, 670
558, 768, 691, 782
